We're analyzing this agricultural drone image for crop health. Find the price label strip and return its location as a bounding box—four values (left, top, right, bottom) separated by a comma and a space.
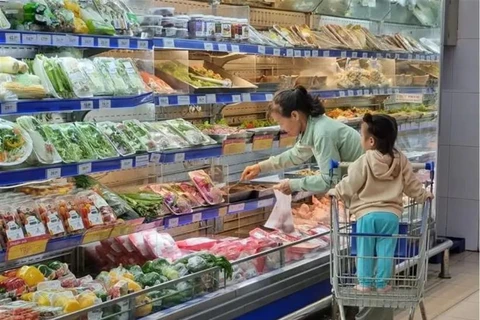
82, 226, 113, 244
7, 235, 50, 261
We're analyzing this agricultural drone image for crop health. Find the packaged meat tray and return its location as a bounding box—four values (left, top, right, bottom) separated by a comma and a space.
75, 122, 118, 159
96, 121, 136, 156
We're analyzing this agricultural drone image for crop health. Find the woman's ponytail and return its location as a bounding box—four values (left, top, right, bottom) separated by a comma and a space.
272, 85, 325, 118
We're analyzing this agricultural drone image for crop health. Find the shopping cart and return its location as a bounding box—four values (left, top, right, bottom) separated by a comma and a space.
328, 160, 435, 320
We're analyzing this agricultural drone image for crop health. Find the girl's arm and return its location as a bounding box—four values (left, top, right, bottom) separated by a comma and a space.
288, 135, 341, 193
332, 156, 368, 203
401, 154, 432, 203
258, 140, 313, 173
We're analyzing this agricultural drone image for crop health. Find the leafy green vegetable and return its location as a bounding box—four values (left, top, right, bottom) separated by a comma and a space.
121, 193, 165, 219
75, 122, 118, 159
96, 121, 136, 156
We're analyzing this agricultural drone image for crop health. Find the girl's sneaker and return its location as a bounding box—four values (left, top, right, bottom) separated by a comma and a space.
353, 285, 371, 292
377, 285, 392, 293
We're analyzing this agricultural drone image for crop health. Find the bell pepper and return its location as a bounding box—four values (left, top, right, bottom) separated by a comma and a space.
16, 266, 45, 287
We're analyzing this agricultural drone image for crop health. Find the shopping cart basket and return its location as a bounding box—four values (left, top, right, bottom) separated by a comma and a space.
328, 160, 434, 320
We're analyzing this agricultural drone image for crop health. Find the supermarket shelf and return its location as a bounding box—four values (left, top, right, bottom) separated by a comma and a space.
0, 30, 151, 50
152, 37, 440, 61
156, 87, 437, 106
0, 93, 153, 115
0, 30, 440, 61
151, 145, 223, 163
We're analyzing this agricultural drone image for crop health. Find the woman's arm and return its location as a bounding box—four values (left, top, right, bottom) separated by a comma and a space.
288, 135, 341, 193
258, 141, 313, 173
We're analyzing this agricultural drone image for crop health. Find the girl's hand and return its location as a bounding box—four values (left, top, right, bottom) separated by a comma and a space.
241, 164, 260, 181
274, 179, 292, 195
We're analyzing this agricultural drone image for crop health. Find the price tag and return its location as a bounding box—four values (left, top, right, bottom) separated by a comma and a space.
231, 44, 239, 52
177, 96, 190, 105
420, 55, 425, 60
422, 88, 428, 94
150, 153, 161, 163
407, 54, 413, 60
81, 100, 93, 110
363, 89, 369, 95
265, 93, 273, 101
241, 93, 251, 102
98, 38, 111, 47
232, 95, 241, 103
52, 35, 66, 46
38, 34, 52, 45
78, 163, 92, 174
356, 89, 363, 96
118, 38, 130, 48
46, 168, 61, 179
312, 50, 319, 57
341, 51, 347, 58
258, 46, 266, 54
286, 49, 293, 57
376, 53, 382, 58
347, 90, 354, 97
387, 88, 393, 94
163, 38, 174, 48
415, 54, 420, 60
426, 55, 431, 61
137, 40, 149, 49
81, 37, 94, 47
386, 53, 391, 58
273, 48, 281, 56
1, 102, 17, 114
339, 91, 346, 97
204, 42, 214, 51
206, 94, 216, 103
158, 96, 169, 106
322, 51, 330, 57
192, 212, 202, 222
67, 35, 79, 46
121, 159, 133, 169
99, 100, 111, 109
168, 218, 179, 228
395, 53, 400, 59
352, 52, 358, 58
294, 50, 301, 57
5, 33, 20, 44
258, 198, 274, 208
394, 88, 400, 94
135, 155, 149, 167
229, 203, 245, 213
379, 88, 385, 95
372, 89, 379, 95
22, 33, 37, 44
197, 96, 206, 104
218, 43, 228, 52
7, 236, 49, 261
174, 153, 185, 162
82, 226, 113, 244
110, 224, 134, 238
222, 139, 246, 155
304, 50, 311, 57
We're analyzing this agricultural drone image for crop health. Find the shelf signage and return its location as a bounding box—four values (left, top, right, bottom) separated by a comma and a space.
6, 235, 49, 261
222, 138, 246, 155
279, 134, 297, 148
253, 135, 274, 151
82, 226, 113, 245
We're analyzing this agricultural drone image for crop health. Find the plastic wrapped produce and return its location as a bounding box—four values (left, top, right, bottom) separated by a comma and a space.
75, 190, 116, 227
78, 59, 113, 96
80, 6, 115, 35
96, 121, 136, 156
188, 170, 223, 205
114, 122, 146, 152
147, 121, 190, 149
43, 123, 97, 162
166, 118, 217, 146
141, 184, 192, 215
115, 58, 147, 95
37, 198, 66, 237
0, 119, 33, 166
177, 182, 206, 206
74, 122, 118, 159
16, 200, 47, 237
0, 204, 25, 242
55, 195, 85, 234
169, 183, 204, 208
57, 57, 93, 98
92, 184, 140, 220
93, 57, 130, 96
40, 56, 76, 99
123, 120, 157, 152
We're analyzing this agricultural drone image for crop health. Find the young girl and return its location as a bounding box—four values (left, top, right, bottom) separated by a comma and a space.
329, 113, 433, 293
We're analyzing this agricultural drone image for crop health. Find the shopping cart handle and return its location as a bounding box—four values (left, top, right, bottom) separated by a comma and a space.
425, 161, 435, 171
330, 159, 339, 170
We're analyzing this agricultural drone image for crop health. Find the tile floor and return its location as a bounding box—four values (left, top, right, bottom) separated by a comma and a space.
396, 251, 479, 320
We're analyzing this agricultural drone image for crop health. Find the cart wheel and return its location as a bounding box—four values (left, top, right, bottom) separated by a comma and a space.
408, 306, 416, 320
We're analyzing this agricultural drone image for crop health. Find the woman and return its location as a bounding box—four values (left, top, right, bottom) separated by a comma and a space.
241, 86, 363, 194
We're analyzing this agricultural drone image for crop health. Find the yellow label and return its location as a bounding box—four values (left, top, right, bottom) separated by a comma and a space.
279, 134, 297, 148
223, 139, 246, 155
110, 218, 144, 238
82, 226, 113, 244
253, 135, 273, 151
218, 206, 228, 217
7, 236, 49, 261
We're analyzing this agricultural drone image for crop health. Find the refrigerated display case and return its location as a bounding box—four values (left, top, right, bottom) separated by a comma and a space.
0, 0, 448, 318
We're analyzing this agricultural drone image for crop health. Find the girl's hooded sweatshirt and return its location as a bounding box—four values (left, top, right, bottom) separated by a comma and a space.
333, 149, 431, 219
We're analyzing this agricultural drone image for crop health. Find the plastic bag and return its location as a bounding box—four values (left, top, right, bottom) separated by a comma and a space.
264, 190, 294, 233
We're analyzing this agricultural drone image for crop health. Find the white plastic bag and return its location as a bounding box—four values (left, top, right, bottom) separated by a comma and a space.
265, 190, 295, 233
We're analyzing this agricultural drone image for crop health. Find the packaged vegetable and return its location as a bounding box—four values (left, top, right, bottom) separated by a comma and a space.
41, 56, 76, 99
55, 196, 85, 234
121, 193, 166, 219
141, 184, 192, 215
0, 120, 33, 166
115, 58, 147, 95
17, 116, 62, 164
0, 57, 28, 74
188, 170, 223, 205
16, 266, 45, 287
57, 57, 93, 98
80, 6, 115, 35
32, 55, 59, 98
0, 204, 25, 242
0, 277, 26, 296
144, 122, 190, 149
166, 118, 216, 146
77, 59, 113, 96
35, 265, 56, 280
2, 82, 46, 99
167, 183, 203, 208
74, 122, 118, 159
139, 71, 175, 94
96, 121, 136, 156
16, 201, 46, 237
75, 190, 116, 227
36, 198, 66, 237
122, 120, 157, 152
92, 183, 139, 220
93, 57, 130, 96
44, 123, 97, 162
114, 122, 146, 152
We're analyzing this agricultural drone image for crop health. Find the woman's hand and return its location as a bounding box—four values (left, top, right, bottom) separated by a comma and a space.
241, 164, 261, 181
274, 179, 292, 195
